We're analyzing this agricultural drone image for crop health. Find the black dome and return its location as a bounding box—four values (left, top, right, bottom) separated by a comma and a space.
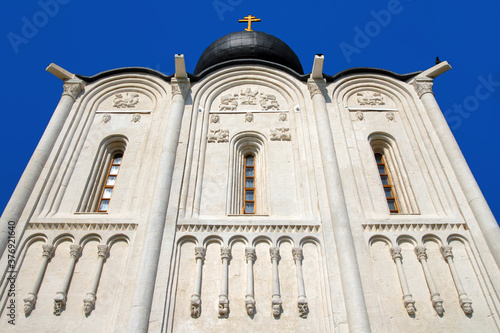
194, 31, 304, 76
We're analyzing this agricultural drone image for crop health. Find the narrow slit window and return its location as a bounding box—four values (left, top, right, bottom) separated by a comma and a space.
375, 153, 399, 213
243, 155, 255, 214
98, 153, 123, 212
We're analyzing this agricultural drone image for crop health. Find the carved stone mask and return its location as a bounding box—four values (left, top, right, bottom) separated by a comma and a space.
272, 304, 281, 316
24, 302, 33, 314
84, 301, 93, 315
462, 303, 473, 314
406, 303, 416, 315
246, 303, 254, 315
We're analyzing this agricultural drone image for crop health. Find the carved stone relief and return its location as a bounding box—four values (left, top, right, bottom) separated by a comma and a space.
217, 87, 282, 111
279, 112, 287, 121
101, 114, 111, 123
355, 111, 364, 121
113, 93, 140, 108
131, 114, 141, 123
210, 114, 220, 123
356, 91, 385, 105
386, 112, 395, 121
207, 129, 229, 143
245, 112, 254, 122
270, 128, 291, 141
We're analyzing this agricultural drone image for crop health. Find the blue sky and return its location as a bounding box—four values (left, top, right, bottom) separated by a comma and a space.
1, 0, 499, 221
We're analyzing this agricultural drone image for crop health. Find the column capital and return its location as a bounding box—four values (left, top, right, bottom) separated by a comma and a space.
292, 247, 303, 261
220, 246, 231, 260
440, 245, 453, 260
307, 78, 326, 98
97, 245, 109, 259
62, 78, 85, 100
171, 77, 190, 98
245, 247, 256, 263
42, 244, 55, 258
70, 244, 82, 259
269, 246, 280, 261
415, 246, 427, 261
195, 246, 205, 261
390, 246, 402, 261
413, 77, 434, 98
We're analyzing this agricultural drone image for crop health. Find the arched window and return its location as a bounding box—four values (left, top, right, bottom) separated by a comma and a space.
97, 153, 123, 212
243, 154, 255, 214
78, 136, 128, 212
369, 133, 419, 215
375, 152, 399, 213
228, 132, 268, 215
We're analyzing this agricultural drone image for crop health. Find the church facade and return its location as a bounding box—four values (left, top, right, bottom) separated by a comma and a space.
1, 30, 500, 332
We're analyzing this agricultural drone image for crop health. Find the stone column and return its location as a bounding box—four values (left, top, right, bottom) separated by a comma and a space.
292, 247, 308, 318
440, 245, 473, 314
190, 246, 205, 318
308, 79, 370, 331
83, 245, 109, 315
415, 246, 444, 315
126, 76, 189, 332
269, 246, 282, 317
54, 244, 82, 315
245, 247, 256, 315
23, 244, 55, 315
413, 75, 500, 268
218, 246, 230, 318
390, 246, 416, 315
0, 78, 84, 257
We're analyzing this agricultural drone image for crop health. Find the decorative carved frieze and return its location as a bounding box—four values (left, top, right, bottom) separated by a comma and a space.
356, 91, 385, 106
177, 223, 320, 233
113, 93, 139, 108
219, 94, 239, 111
362, 223, 467, 233
270, 127, 291, 141
28, 222, 138, 231
207, 129, 229, 143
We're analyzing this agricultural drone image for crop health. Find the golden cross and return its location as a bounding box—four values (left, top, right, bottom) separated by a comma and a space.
239, 15, 261, 31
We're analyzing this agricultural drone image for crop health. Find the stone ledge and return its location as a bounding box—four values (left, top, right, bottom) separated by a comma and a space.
362, 223, 467, 233
177, 224, 320, 233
